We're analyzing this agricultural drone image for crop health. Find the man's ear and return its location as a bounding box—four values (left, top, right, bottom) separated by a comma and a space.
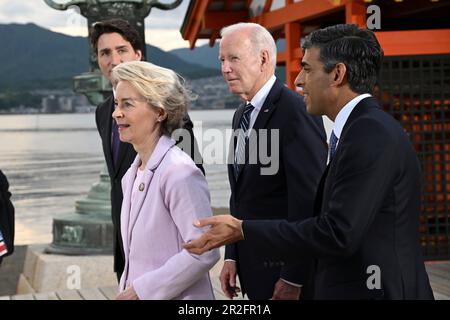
260, 49, 270, 71
136, 49, 143, 61
332, 62, 347, 87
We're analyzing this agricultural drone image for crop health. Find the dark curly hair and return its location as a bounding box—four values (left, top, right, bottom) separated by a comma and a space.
302, 24, 384, 94
90, 18, 143, 55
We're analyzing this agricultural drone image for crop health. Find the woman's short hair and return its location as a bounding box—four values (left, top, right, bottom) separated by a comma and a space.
112, 61, 194, 136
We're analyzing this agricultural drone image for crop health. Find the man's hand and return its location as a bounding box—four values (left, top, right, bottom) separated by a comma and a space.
116, 285, 139, 300
220, 261, 241, 299
183, 215, 244, 255
271, 279, 301, 300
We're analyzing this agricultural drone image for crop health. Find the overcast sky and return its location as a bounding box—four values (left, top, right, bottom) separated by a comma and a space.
0, 0, 289, 51
0, 0, 208, 51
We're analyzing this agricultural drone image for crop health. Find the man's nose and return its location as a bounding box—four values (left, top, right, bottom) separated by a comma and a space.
294, 70, 305, 88
221, 61, 231, 73
111, 51, 122, 66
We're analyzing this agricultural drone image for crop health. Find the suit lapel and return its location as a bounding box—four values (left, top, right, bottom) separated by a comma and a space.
114, 142, 133, 178
125, 136, 175, 245
316, 97, 379, 216
127, 169, 154, 239
313, 165, 330, 217
99, 96, 115, 176
233, 104, 245, 130
229, 103, 245, 184
244, 79, 282, 173
250, 79, 283, 132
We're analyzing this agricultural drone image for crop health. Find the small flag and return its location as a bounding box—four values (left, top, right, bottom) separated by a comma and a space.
0, 230, 8, 257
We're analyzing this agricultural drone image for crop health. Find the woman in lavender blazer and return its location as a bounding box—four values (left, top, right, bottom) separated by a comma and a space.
111, 61, 220, 300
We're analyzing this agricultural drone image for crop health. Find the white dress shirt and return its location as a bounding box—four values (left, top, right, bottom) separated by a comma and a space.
329, 93, 372, 163
234, 75, 277, 158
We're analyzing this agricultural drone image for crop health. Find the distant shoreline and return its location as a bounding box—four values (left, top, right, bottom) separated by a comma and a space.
0, 108, 235, 116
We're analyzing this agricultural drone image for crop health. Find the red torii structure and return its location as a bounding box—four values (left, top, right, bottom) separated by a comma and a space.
181, 0, 450, 89
181, 0, 450, 259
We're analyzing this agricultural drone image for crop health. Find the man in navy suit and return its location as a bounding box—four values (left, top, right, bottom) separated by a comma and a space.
217, 22, 327, 300
185, 24, 434, 300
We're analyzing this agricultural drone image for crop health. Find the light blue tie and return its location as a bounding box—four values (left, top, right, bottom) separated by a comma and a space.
234, 103, 254, 180
329, 130, 338, 161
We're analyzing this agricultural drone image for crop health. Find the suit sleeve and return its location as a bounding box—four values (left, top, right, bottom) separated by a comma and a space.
243, 118, 397, 262
225, 109, 240, 262
132, 163, 220, 300
279, 96, 327, 285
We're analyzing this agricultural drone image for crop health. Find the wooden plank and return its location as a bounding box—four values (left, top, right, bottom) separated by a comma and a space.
433, 291, 450, 300
430, 262, 450, 272
98, 286, 118, 300
252, 0, 351, 29
375, 29, 450, 56
56, 289, 83, 300
34, 292, 60, 300
78, 287, 108, 300
11, 293, 34, 300
430, 282, 450, 296
429, 272, 450, 283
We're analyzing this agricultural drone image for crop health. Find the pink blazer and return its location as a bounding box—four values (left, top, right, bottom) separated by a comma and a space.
119, 135, 220, 299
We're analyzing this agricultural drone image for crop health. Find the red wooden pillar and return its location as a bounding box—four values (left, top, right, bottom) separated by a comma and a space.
284, 22, 301, 90
345, 0, 366, 27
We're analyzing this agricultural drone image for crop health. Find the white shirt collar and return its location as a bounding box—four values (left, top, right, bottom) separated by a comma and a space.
247, 75, 276, 111
333, 93, 371, 139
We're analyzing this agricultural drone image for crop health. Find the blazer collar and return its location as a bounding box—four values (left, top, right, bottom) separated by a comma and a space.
121, 135, 175, 273
129, 135, 176, 172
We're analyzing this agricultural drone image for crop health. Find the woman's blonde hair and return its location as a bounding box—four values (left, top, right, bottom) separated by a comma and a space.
112, 61, 195, 136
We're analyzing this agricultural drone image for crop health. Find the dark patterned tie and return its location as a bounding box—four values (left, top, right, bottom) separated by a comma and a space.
234, 103, 255, 180
329, 130, 338, 162
111, 119, 120, 167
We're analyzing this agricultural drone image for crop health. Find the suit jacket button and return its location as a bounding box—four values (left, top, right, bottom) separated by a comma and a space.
139, 183, 145, 191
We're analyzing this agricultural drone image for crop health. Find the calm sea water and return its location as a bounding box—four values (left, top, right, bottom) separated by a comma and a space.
0, 110, 235, 245
1, 110, 332, 245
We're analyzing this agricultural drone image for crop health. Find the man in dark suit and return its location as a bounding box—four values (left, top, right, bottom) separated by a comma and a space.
185, 24, 434, 300
218, 23, 327, 300
91, 19, 204, 281
0, 170, 14, 266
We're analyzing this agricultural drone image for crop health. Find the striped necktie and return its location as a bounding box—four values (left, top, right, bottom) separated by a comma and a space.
329, 130, 338, 162
234, 103, 255, 180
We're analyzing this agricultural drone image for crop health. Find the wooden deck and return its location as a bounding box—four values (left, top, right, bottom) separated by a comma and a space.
426, 261, 450, 300
1, 259, 448, 300
0, 279, 234, 301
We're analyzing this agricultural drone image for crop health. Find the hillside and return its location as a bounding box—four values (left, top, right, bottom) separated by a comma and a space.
0, 23, 217, 92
